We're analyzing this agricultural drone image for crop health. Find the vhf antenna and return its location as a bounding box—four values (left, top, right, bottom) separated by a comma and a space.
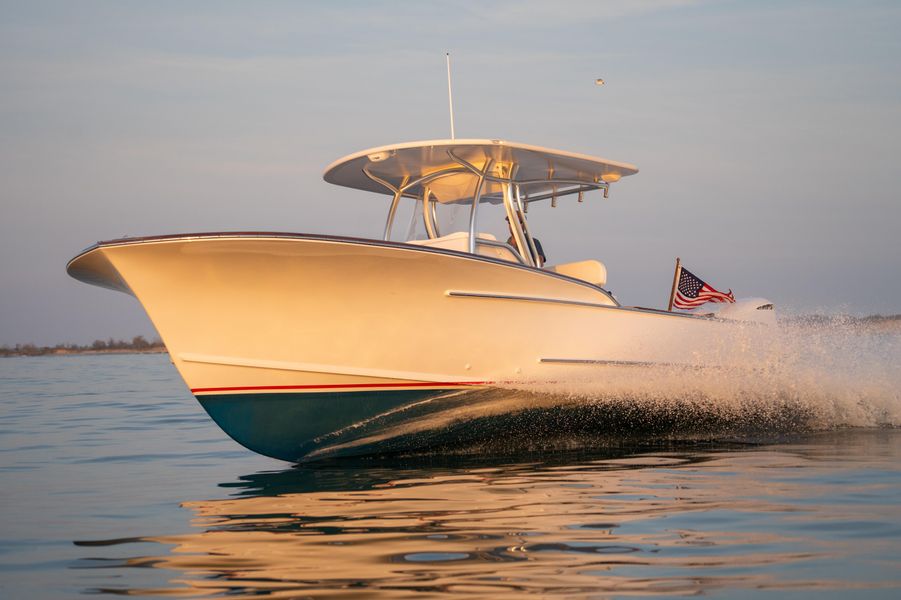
446, 52, 456, 139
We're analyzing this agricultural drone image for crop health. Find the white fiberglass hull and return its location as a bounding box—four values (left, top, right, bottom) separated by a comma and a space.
67, 233, 765, 460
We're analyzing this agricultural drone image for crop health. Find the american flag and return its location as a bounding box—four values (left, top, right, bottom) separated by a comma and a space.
673, 266, 735, 309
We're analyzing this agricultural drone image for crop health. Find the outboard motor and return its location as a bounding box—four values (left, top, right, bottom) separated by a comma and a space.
714, 297, 777, 326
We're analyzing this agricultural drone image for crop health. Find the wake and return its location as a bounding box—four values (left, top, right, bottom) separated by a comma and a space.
511, 317, 901, 433
314, 317, 901, 459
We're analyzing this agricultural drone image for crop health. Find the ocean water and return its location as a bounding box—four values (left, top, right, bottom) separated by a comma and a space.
1, 322, 900, 599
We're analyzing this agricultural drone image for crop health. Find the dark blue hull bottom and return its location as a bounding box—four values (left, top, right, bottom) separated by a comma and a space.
196, 389, 457, 462
197, 387, 817, 462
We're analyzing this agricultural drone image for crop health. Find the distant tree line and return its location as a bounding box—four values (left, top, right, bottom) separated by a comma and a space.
785, 314, 901, 326
0, 336, 166, 357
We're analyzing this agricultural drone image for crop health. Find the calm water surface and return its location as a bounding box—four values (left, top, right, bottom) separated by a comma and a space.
1, 353, 900, 598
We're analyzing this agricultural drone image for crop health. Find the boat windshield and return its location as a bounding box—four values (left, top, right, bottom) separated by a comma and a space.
383, 173, 544, 266
377, 156, 612, 268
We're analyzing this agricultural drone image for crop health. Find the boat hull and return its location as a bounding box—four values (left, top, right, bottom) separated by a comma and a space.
68, 233, 765, 461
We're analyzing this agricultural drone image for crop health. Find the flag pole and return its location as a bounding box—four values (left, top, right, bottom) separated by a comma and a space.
667, 257, 681, 312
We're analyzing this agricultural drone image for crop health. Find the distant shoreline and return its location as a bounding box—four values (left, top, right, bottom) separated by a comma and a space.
0, 348, 168, 358
1, 336, 166, 358
784, 314, 901, 333
40, 348, 167, 356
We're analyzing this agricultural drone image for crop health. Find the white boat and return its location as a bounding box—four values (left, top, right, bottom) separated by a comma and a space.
67, 139, 774, 461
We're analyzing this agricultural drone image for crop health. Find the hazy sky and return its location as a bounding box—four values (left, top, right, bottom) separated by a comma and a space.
1, 0, 899, 346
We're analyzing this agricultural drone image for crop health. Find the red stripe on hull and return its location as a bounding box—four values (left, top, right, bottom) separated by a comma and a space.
191, 381, 488, 394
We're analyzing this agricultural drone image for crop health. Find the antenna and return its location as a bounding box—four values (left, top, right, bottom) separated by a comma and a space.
446, 52, 456, 139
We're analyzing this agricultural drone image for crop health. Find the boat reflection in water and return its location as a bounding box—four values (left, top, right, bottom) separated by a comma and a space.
75, 431, 901, 598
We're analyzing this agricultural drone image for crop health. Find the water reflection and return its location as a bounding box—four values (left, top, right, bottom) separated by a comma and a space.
74, 433, 901, 598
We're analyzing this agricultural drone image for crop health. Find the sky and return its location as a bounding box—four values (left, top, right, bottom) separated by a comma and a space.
1, 0, 899, 346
